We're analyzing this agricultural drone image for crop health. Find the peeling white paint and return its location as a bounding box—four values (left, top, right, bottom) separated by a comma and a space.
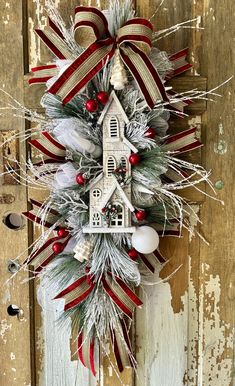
0, 319, 12, 344
136, 264, 188, 386
198, 264, 234, 385
37, 278, 97, 386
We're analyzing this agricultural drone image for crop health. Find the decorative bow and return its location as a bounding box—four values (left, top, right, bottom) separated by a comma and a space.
54, 269, 142, 319
34, 6, 169, 109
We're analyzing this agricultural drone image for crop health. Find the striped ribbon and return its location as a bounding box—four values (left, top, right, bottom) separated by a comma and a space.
164, 127, 202, 154
29, 131, 66, 162
22, 199, 60, 228
166, 48, 192, 80
167, 89, 193, 116
25, 234, 71, 274
54, 272, 142, 319
110, 319, 134, 372
29, 64, 58, 85
78, 329, 96, 376
34, 6, 168, 109
151, 220, 181, 237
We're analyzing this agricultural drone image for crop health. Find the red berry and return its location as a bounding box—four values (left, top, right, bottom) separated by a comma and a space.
129, 153, 140, 166
135, 209, 147, 221
128, 248, 139, 260
145, 128, 156, 139
57, 228, 69, 238
102, 207, 107, 213
76, 173, 86, 185
96, 91, 109, 105
85, 99, 98, 113
52, 242, 64, 255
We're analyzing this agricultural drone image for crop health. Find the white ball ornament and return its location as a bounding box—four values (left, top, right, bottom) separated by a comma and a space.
131, 226, 159, 254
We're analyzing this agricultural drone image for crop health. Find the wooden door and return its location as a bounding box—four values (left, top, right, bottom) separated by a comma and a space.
0, 1, 234, 385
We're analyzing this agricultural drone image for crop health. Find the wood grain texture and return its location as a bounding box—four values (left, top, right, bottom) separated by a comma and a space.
0, 1, 32, 386
197, 0, 235, 384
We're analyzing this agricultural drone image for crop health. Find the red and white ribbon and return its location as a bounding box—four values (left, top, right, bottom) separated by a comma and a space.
29, 64, 58, 85
164, 127, 202, 154
54, 271, 142, 319
22, 199, 60, 228
110, 319, 134, 372
78, 329, 97, 376
25, 234, 71, 274
166, 48, 192, 80
34, 7, 168, 109
29, 131, 66, 162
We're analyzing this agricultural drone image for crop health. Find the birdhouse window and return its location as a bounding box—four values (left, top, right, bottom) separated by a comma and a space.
92, 189, 101, 198
120, 156, 127, 170
109, 116, 119, 137
107, 156, 116, 177
92, 212, 101, 227
111, 204, 124, 227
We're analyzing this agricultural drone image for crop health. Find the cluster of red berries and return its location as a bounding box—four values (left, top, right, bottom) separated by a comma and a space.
52, 227, 70, 255
85, 91, 109, 113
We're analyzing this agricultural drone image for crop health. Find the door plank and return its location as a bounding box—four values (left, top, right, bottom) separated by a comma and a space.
0, 1, 32, 385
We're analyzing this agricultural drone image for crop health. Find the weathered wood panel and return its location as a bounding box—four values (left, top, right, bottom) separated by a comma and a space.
136, 1, 235, 386
0, 1, 32, 386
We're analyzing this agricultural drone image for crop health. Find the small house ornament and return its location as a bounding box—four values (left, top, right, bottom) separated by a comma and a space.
83, 91, 137, 234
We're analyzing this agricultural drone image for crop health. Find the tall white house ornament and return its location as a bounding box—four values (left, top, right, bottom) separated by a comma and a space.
83, 91, 136, 234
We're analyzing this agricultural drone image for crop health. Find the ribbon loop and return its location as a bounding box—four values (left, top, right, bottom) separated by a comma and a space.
34, 7, 169, 108
74, 6, 110, 47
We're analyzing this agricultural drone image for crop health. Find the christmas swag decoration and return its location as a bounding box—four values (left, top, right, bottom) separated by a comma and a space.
2, 0, 227, 379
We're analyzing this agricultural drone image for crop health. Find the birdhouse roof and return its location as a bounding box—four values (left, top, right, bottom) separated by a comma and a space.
100, 177, 135, 212
86, 172, 103, 190
97, 91, 129, 125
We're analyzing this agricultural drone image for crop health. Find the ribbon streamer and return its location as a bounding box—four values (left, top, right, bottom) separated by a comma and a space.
166, 47, 192, 80
29, 64, 58, 85
22, 199, 60, 228
25, 234, 71, 274
78, 329, 97, 376
34, 6, 168, 109
110, 319, 134, 372
55, 272, 142, 318
29, 131, 66, 162
164, 127, 202, 154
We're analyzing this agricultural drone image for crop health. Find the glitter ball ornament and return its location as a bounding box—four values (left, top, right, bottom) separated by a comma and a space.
128, 248, 139, 260
85, 99, 98, 113
129, 153, 140, 165
145, 128, 156, 139
57, 228, 69, 238
131, 226, 159, 254
52, 242, 64, 255
135, 209, 147, 221
76, 173, 87, 185
96, 91, 109, 105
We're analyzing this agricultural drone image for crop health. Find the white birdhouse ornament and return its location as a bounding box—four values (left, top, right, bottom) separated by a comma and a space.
83, 91, 137, 234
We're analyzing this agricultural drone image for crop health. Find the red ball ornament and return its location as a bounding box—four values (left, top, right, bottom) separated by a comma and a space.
145, 128, 156, 139
85, 99, 98, 113
96, 91, 109, 105
57, 227, 69, 238
129, 153, 140, 166
76, 173, 86, 185
128, 248, 139, 261
135, 209, 147, 221
52, 242, 64, 255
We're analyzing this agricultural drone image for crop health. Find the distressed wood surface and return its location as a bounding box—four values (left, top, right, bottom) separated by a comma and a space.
136, 1, 235, 386
1, 0, 234, 385
0, 1, 32, 386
